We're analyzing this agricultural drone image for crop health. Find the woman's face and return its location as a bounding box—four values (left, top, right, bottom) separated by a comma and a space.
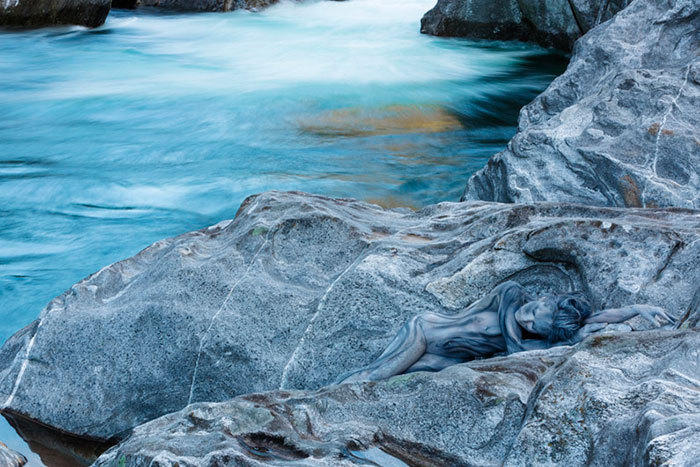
515, 296, 557, 337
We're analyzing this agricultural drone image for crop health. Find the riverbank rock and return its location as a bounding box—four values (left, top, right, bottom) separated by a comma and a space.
420, 0, 631, 50
462, 0, 700, 209
0, 0, 110, 28
1, 191, 698, 458
0, 442, 26, 467
94, 329, 699, 466
111, 0, 294, 12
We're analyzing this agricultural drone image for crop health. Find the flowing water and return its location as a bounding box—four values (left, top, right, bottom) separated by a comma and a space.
0, 0, 565, 463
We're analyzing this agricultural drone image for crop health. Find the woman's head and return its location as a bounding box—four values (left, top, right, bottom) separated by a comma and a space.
515, 292, 592, 342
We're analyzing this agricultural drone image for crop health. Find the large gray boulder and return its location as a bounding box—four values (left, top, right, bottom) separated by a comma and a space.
0, 442, 26, 467
1, 191, 698, 451
463, 0, 700, 209
94, 329, 699, 466
420, 0, 632, 50
0, 0, 110, 28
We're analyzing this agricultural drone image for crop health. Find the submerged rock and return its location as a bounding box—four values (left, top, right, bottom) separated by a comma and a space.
0, 191, 698, 454
463, 0, 700, 209
94, 329, 699, 466
0, 0, 110, 28
420, 0, 631, 50
0, 441, 26, 467
297, 104, 462, 138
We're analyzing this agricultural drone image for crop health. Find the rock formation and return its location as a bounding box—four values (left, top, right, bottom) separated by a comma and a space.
421, 0, 632, 51
0, 0, 110, 28
462, 0, 700, 209
1, 0, 312, 29
111, 0, 302, 13
94, 330, 699, 466
1, 191, 698, 462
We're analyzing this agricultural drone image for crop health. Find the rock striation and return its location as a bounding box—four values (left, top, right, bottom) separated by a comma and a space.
420, 0, 632, 50
0, 0, 110, 28
462, 0, 700, 209
94, 329, 699, 466
0, 442, 26, 467
0, 191, 698, 455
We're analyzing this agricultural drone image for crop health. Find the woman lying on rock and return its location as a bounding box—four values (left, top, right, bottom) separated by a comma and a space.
336, 281, 675, 383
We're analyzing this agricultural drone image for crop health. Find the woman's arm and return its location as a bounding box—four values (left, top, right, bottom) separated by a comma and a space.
585, 305, 676, 327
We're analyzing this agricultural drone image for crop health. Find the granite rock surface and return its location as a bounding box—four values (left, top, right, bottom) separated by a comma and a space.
0, 0, 110, 28
420, 0, 632, 50
1, 191, 698, 449
94, 329, 699, 466
462, 0, 700, 209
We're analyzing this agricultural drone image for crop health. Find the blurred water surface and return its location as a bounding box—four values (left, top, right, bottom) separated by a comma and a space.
0, 0, 565, 462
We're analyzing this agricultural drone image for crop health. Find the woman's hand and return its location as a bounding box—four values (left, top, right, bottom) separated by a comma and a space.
636, 305, 676, 327
570, 322, 607, 344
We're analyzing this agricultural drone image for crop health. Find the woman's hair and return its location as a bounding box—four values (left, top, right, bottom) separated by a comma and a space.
548, 293, 593, 342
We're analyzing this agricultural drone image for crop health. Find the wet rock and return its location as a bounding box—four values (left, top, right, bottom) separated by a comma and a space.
113, 0, 292, 12
420, 0, 631, 50
420, 0, 530, 45
94, 330, 699, 466
0, 0, 110, 28
1, 191, 698, 449
463, 0, 700, 209
0, 441, 26, 467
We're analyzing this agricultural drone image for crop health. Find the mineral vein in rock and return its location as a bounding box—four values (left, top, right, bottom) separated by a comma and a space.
651, 64, 691, 176
187, 226, 271, 405
2, 331, 37, 410
278, 246, 370, 390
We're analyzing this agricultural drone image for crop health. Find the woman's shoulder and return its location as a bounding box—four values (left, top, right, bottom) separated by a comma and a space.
493, 280, 524, 295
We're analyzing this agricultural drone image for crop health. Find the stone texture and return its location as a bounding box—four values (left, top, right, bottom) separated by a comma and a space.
420, 0, 632, 50
0, 0, 110, 28
112, 0, 293, 12
463, 0, 700, 209
420, 0, 529, 44
1, 191, 698, 448
93, 329, 699, 466
0, 442, 26, 467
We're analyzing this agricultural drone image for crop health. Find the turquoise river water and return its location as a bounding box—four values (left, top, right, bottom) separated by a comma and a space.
0, 0, 565, 463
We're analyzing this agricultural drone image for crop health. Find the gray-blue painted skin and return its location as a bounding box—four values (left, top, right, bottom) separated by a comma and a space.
337, 281, 676, 383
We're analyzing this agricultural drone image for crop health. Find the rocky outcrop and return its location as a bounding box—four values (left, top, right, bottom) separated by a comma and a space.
94, 329, 699, 466
112, 0, 292, 12
1, 191, 698, 456
0, 442, 26, 467
420, 0, 632, 50
462, 0, 700, 209
0, 0, 110, 28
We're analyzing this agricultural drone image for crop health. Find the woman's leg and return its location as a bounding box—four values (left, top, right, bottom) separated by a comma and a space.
405, 353, 464, 374
335, 316, 428, 384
